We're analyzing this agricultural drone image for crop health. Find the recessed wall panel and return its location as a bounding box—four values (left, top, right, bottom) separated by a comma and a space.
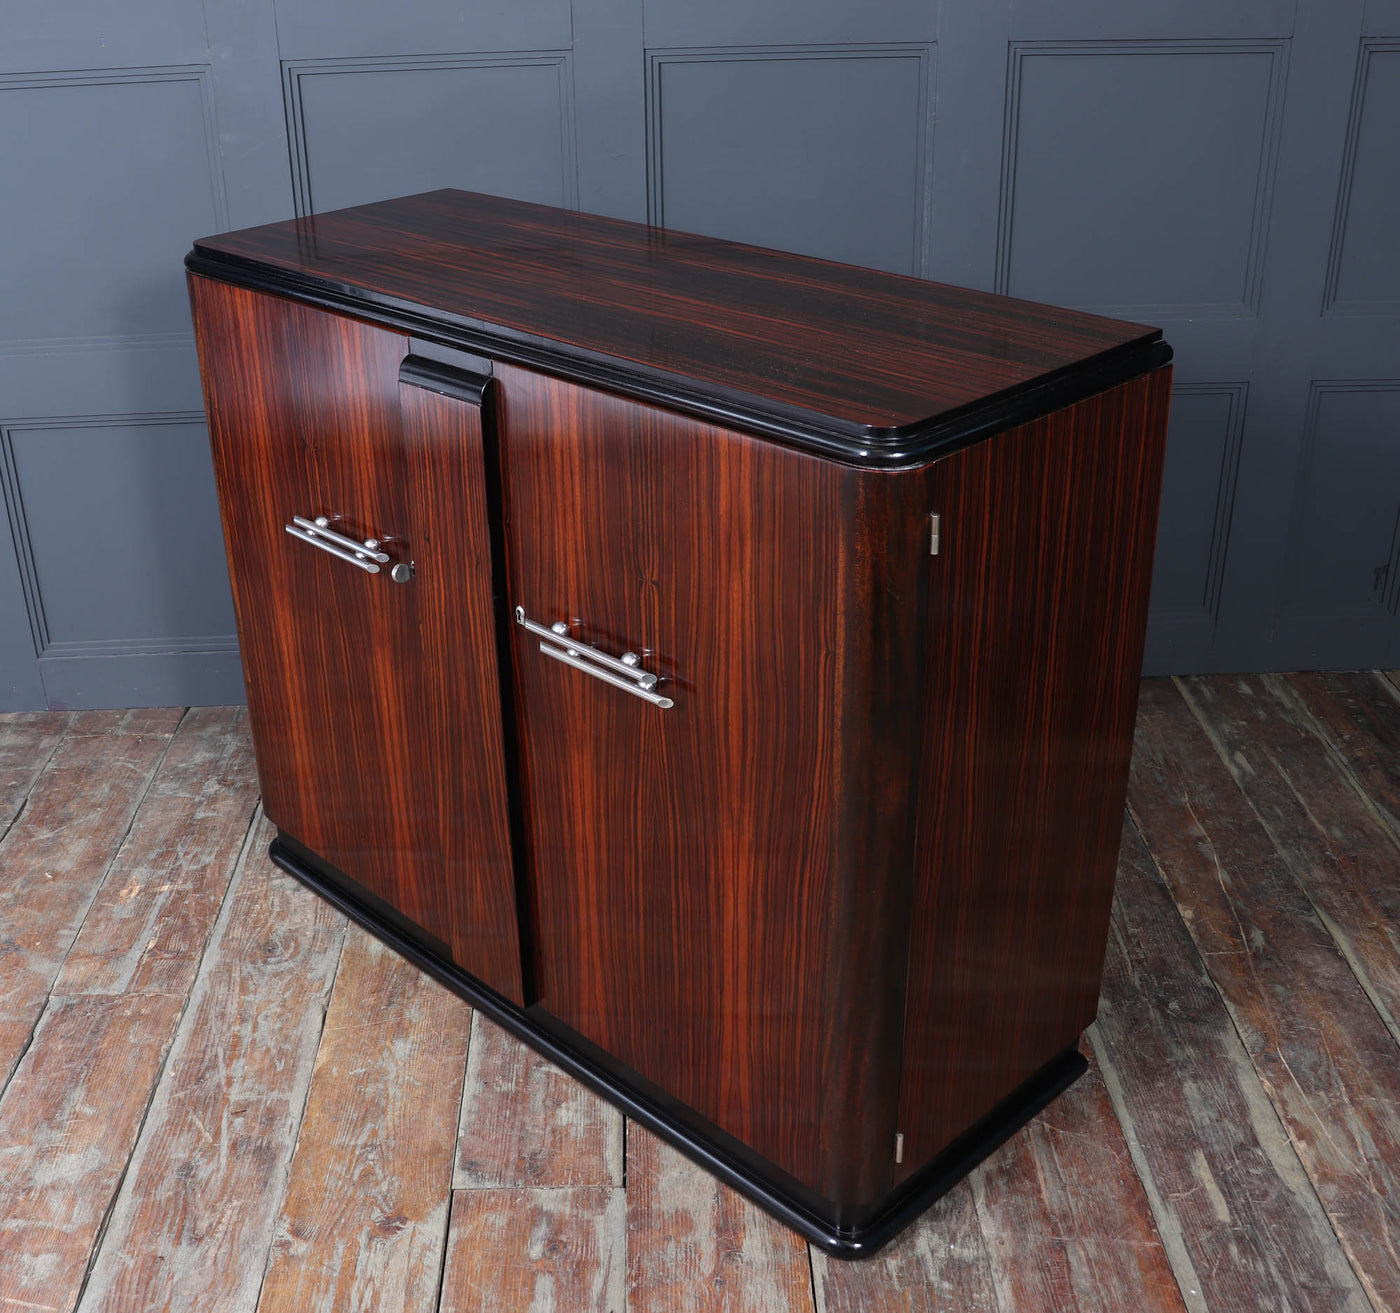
1327, 42, 1400, 311
286, 56, 575, 217
1149, 384, 1246, 621
2, 0, 207, 72
0, 70, 223, 347
5, 416, 235, 654
1285, 384, 1400, 618
648, 47, 933, 276
1000, 42, 1285, 316
643, 0, 938, 47
273, 0, 571, 61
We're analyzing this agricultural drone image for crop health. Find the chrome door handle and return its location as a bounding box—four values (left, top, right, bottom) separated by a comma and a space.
516, 606, 673, 709
285, 515, 390, 575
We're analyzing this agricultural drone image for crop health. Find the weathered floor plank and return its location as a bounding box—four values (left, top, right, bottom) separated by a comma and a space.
455, 1011, 623, 1189
0, 709, 263, 1313
626, 1124, 815, 1313
970, 1040, 1187, 1313
1128, 677, 1400, 1310
76, 816, 345, 1313
0, 708, 181, 1089
1182, 674, 1400, 1046
54, 706, 258, 999
257, 926, 472, 1313
1283, 670, 1400, 845
438, 1187, 625, 1313
1094, 822, 1369, 1313
0, 992, 184, 1313
811, 1182, 998, 1313
0, 709, 70, 835
2, 684, 1397, 1309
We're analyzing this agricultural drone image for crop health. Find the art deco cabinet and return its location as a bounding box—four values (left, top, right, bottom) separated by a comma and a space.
186, 189, 1172, 1256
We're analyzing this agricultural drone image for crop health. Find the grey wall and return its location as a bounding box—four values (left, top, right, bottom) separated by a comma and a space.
2, 0, 1397, 709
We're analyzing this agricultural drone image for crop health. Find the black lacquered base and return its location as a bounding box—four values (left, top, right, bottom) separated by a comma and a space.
269, 835, 1087, 1258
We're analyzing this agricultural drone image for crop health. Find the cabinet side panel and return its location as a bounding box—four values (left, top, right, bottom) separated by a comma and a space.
188, 275, 523, 1001
895, 367, 1172, 1182
497, 362, 915, 1202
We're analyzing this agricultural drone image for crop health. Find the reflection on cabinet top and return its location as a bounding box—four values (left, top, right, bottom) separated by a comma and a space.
187, 187, 1169, 468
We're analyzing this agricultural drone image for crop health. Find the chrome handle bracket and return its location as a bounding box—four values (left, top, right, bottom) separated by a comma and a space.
292, 516, 389, 562
285, 514, 392, 575
516, 606, 673, 709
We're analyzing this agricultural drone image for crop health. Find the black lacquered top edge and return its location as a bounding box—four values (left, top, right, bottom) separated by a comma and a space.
186, 247, 1171, 470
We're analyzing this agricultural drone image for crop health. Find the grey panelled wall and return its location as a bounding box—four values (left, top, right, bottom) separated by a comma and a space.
1, 0, 1397, 709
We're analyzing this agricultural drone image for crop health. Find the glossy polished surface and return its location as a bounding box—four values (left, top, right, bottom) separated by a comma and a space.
189, 276, 524, 1001
185, 209, 1174, 1246
895, 366, 1173, 1179
496, 361, 930, 1204
190, 189, 1162, 449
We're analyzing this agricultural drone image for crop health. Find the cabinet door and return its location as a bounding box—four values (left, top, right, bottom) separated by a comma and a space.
190, 277, 524, 1003
497, 362, 926, 1202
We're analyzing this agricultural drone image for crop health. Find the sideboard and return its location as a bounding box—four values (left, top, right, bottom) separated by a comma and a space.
186, 188, 1171, 1256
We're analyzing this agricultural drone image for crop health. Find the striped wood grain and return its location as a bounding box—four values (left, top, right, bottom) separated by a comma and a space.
0, 708, 180, 1089
1093, 822, 1368, 1312
76, 815, 345, 1313
257, 926, 471, 1313
455, 1012, 623, 1189
896, 369, 1170, 1178
193, 188, 1161, 447
499, 359, 932, 1205
1128, 678, 1400, 1310
190, 275, 524, 1001
625, 1125, 815, 1312
438, 1187, 626, 1313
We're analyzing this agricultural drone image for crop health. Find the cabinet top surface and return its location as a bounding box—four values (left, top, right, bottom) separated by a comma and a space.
189, 188, 1166, 465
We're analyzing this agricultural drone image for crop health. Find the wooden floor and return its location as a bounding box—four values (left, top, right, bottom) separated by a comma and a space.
2, 673, 1399, 1311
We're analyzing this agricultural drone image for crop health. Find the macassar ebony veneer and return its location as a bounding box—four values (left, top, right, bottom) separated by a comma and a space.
186, 188, 1172, 1256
